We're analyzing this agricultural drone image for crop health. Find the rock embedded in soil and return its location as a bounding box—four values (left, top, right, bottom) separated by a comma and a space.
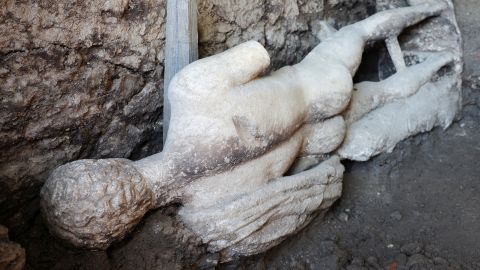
400, 243, 423, 256
390, 211, 403, 221
406, 254, 433, 270
0, 225, 25, 270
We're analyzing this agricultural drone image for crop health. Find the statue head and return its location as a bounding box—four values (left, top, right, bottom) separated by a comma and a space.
40, 158, 154, 249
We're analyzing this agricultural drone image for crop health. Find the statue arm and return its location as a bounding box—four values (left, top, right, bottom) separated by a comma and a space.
179, 155, 344, 261
344, 51, 454, 125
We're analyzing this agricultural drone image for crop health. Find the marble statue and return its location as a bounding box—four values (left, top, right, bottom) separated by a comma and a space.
40, 0, 462, 262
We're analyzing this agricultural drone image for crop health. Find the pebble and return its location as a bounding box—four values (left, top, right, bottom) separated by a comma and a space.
433, 257, 449, 266
395, 253, 407, 266
366, 256, 380, 268
346, 265, 368, 270
338, 213, 349, 222
400, 242, 423, 256
0, 225, 8, 239
407, 254, 433, 269
350, 257, 364, 266
390, 211, 402, 221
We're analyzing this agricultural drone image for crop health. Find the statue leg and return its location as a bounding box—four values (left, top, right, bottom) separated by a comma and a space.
355, 1, 447, 41
287, 1, 448, 124
303, 1, 448, 75
343, 51, 454, 124
178, 156, 344, 261
337, 76, 459, 161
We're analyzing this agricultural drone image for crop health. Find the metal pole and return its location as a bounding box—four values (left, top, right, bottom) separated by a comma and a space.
163, 0, 198, 143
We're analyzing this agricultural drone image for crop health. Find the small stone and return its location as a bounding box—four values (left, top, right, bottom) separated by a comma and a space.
400, 242, 423, 256
338, 213, 349, 222
433, 257, 449, 266
395, 253, 407, 266
424, 244, 441, 258
0, 225, 26, 270
390, 211, 402, 221
0, 225, 8, 240
449, 261, 462, 269
366, 256, 380, 268
351, 257, 364, 266
197, 253, 219, 269
407, 254, 433, 270
387, 261, 398, 270
346, 266, 368, 270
